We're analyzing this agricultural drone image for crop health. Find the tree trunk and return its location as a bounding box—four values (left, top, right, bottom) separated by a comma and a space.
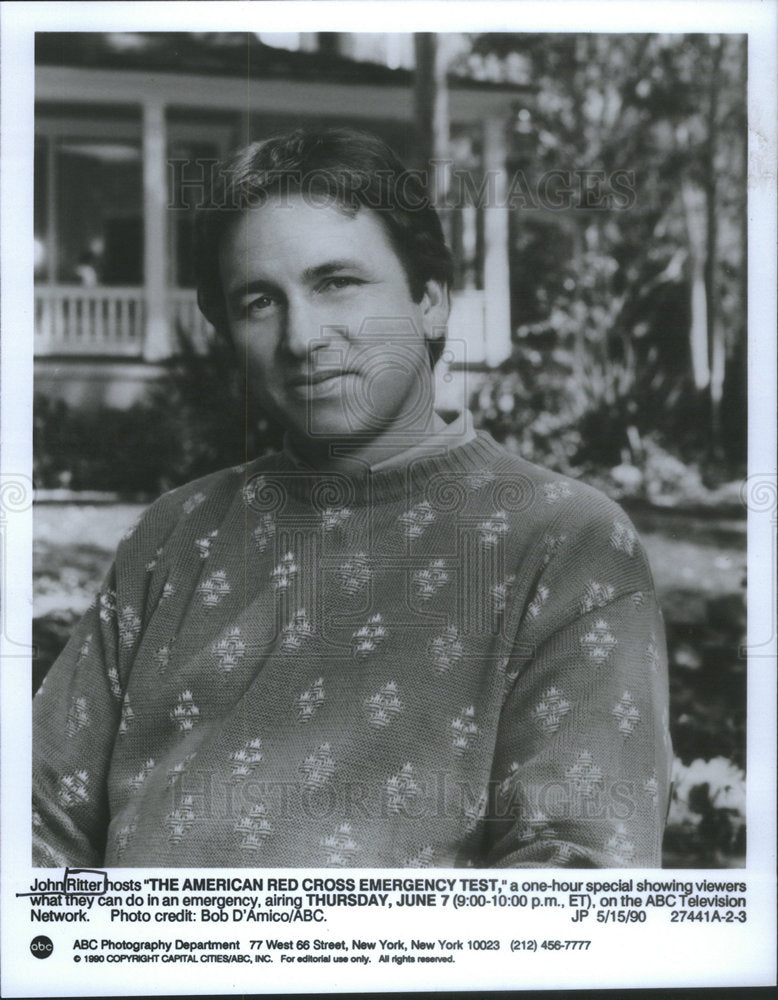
705, 36, 724, 452
681, 179, 710, 393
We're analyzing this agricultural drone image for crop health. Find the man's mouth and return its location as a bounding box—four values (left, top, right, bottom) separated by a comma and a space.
287, 370, 353, 387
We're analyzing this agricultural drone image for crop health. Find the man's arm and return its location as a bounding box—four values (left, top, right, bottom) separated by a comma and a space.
33, 563, 125, 867
485, 503, 672, 867
31, 468, 243, 866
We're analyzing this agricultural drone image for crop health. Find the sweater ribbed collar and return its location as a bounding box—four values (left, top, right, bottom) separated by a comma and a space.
245, 430, 511, 507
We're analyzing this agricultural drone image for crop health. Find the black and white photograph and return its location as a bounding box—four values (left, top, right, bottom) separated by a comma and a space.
1, 1, 775, 995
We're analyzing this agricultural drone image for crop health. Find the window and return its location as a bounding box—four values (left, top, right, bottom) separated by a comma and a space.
35, 118, 143, 286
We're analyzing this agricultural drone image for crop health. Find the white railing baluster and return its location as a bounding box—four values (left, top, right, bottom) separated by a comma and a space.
56, 293, 66, 348
96, 293, 105, 347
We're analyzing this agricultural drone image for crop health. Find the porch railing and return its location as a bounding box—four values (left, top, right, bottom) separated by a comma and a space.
34, 285, 213, 357
35, 286, 145, 356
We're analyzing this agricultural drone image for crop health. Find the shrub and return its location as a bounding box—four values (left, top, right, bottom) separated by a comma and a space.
33, 332, 284, 495
664, 756, 746, 867
470, 331, 641, 476
33, 395, 179, 495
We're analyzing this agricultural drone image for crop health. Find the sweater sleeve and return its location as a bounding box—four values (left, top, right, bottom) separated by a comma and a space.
484, 497, 672, 868
32, 563, 123, 866
31, 470, 239, 866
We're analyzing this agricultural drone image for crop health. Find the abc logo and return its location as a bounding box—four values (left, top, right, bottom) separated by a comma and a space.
30, 935, 53, 959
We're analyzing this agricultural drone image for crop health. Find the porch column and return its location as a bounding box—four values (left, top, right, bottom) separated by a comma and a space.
142, 99, 169, 361
482, 116, 512, 366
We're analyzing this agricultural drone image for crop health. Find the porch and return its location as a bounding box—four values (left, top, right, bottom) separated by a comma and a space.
34, 34, 522, 405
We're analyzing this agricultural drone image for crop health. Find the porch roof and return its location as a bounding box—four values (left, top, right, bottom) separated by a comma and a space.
35, 31, 532, 96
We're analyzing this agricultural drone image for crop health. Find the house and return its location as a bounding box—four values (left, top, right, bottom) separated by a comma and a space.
34, 32, 528, 409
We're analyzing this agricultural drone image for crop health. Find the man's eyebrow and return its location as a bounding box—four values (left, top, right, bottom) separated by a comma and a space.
300, 259, 369, 282
226, 277, 279, 304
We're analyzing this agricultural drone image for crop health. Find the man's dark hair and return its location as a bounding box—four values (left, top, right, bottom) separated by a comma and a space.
195, 126, 454, 367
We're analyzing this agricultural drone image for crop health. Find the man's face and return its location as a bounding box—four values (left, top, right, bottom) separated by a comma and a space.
218, 195, 448, 460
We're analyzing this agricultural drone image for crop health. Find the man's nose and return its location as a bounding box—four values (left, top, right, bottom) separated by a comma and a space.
284, 299, 349, 360
284, 296, 321, 359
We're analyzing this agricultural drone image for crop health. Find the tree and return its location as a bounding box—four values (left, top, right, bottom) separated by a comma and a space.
458, 33, 746, 472
413, 33, 452, 223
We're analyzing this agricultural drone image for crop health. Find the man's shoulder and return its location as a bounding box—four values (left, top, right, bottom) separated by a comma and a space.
124, 451, 286, 541
473, 431, 629, 532
476, 435, 652, 597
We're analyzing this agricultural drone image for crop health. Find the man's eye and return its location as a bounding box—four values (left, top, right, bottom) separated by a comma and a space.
246, 295, 276, 314
319, 276, 361, 292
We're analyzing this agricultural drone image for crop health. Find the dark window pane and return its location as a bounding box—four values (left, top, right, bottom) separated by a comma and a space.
55, 138, 143, 285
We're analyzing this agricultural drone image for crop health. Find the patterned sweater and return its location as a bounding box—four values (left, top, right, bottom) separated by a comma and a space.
33, 432, 671, 868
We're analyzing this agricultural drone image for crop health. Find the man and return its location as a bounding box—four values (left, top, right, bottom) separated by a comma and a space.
33, 127, 671, 868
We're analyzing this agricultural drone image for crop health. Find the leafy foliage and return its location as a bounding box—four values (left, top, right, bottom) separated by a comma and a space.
459, 33, 746, 474
33, 395, 179, 495
665, 757, 746, 868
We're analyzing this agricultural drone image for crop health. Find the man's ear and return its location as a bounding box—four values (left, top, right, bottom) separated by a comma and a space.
420, 280, 450, 342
